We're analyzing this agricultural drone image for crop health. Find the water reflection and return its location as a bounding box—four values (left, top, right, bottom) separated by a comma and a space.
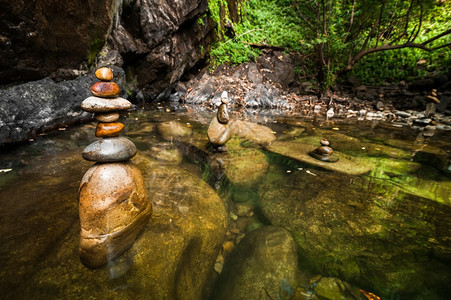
0, 106, 449, 299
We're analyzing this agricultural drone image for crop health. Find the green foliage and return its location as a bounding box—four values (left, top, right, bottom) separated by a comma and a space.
236, 0, 304, 51
292, 0, 451, 88
208, 0, 450, 86
207, 0, 230, 26
197, 16, 205, 26
349, 46, 451, 84
349, 1, 451, 84
210, 40, 261, 66
208, 0, 304, 66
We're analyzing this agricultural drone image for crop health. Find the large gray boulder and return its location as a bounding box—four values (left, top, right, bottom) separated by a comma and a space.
0, 67, 126, 146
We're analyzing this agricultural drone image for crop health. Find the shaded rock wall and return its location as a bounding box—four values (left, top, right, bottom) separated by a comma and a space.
0, 0, 115, 82
108, 0, 215, 99
0, 0, 222, 146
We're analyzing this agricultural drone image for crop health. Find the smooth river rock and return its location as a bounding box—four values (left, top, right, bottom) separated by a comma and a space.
266, 141, 372, 175
230, 120, 276, 146
95, 122, 124, 137
156, 121, 193, 141
82, 136, 137, 162
94, 67, 114, 81
90, 81, 120, 98
95, 112, 120, 122
81, 96, 132, 113
78, 161, 152, 268
207, 116, 232, 146
217, 103, 229, 124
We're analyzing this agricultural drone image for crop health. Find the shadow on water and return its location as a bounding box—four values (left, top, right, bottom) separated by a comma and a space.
0, 105, 450, 299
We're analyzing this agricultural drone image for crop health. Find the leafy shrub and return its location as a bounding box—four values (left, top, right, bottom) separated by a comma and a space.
208, 0, 304, 66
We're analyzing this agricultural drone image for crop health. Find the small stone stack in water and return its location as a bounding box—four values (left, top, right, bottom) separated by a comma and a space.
207, 91, 232, 151
310, 139, 339, 162
78, 67, 152, 268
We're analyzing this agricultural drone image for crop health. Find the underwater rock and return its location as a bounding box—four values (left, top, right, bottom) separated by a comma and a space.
156, 121, 193, 141
314, 277, 362, 300
259, 168, 451, 297
129, 154, 228, 299
81, 96, 132, 112
78, 161, 151, 268
230, 120, 276, 146
147, 145, 183, 165
267, 140, 371, 175
2, 151, 228, 299
223, 146, 269, 187
82, 136, 137, 162
212, 226, 301, 300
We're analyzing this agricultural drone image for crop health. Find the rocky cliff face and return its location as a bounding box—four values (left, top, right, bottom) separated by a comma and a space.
107, 0, 214, 99
0, 0, 214, 95
0, 0, 115, 83
0, 0, 218, 146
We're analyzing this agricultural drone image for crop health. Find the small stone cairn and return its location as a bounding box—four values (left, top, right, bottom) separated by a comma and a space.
78, 67, 152, 268
425, 89, 439, 117
310, 139, 339, 162
207, 91, 232, 151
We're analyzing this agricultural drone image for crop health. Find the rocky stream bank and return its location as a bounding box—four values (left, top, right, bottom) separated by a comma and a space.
2, 50, 451, 148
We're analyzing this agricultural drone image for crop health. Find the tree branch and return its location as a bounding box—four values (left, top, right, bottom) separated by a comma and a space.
345, 0, 356, 39
423, 28, 451, 45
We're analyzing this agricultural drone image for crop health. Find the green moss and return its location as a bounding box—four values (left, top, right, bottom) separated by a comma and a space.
87, 38, 105, 66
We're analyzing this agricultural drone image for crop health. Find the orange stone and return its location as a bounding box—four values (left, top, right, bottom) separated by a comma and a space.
95, 122, 125, 137
91, 81, 120, 98
78, 161, 152, 268
95, 67, 113, 81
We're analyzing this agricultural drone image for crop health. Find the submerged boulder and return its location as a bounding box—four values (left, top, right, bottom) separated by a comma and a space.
212, 226, 302, 300
266, 140, 373, 175
231, 120, 276, 146
9, 152, 228, 299
157, 121, 193, 141
258, 166, 451, 297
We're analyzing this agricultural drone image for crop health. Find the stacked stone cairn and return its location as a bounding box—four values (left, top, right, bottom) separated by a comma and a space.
310, 139, 339, 162
207, 91, 232, 151
78, 67, 152, 268
425, 89, 439, 117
